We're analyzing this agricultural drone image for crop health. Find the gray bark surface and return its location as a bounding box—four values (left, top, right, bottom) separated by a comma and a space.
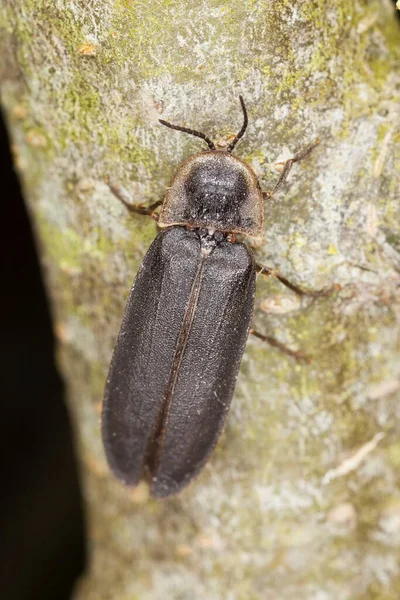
1, 1, 400, 598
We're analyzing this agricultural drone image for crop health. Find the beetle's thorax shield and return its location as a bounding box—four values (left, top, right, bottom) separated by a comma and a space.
158, 152, 264, 237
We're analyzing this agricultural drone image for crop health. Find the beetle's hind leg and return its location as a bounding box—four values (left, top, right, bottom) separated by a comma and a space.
107, 181, 162, 220
263, 139, 320, 200
256, 264, 338, 297
252, 263, 339, 362
250, 329, 310, 363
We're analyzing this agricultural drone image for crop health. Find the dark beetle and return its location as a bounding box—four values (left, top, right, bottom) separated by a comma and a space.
102, 97, 321, 498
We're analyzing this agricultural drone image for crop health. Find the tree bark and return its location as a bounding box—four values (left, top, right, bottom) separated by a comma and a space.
1, 1, 400, 598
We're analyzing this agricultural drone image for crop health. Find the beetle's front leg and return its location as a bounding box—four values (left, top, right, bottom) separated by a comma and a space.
255, 264, 338, 297
262, 139, 320, 200
107, 181, 163, 220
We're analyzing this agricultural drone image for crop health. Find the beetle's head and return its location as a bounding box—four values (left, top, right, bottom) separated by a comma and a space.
158, 97, 264, 238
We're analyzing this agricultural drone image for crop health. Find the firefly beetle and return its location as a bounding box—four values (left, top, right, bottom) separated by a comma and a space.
102, 97, 324, 498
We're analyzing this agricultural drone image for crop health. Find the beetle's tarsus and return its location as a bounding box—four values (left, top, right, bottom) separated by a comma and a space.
107, 182, 163, 217
263, 138, 320, 200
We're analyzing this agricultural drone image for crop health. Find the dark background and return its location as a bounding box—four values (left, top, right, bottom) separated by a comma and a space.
0, 111, 85, 600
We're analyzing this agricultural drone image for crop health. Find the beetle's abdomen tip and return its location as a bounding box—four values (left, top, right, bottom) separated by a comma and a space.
149, 474, 189, 499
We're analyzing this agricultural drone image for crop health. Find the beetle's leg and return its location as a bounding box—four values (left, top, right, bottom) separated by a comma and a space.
255, 263, 338, 297
108, 182, 163, 219
263, 139, 320, 200
250, 329, 310, 363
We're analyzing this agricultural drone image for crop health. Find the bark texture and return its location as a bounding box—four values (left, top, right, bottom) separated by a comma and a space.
1, 1, 400, 598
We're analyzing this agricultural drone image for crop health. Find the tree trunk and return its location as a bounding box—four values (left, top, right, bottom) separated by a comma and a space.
1, 1, 400, 598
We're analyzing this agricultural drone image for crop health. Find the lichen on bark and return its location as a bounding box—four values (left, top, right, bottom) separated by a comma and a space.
1, 0, 400, 598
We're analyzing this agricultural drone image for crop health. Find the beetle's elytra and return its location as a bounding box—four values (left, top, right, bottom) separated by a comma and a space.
102, 97, 321, 498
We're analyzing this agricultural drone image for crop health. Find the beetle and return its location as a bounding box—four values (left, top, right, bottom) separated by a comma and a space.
102, 97, 324, 498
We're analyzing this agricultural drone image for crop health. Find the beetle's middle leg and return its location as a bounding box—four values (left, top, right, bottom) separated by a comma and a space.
107, 182, 163, 220
255, 264, 337, 297
252, 262, 337, 361
263, 139, 320, 200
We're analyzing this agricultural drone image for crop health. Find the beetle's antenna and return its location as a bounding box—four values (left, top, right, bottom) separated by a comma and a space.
159, 119, 216, 151
227, 96, 248, 153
